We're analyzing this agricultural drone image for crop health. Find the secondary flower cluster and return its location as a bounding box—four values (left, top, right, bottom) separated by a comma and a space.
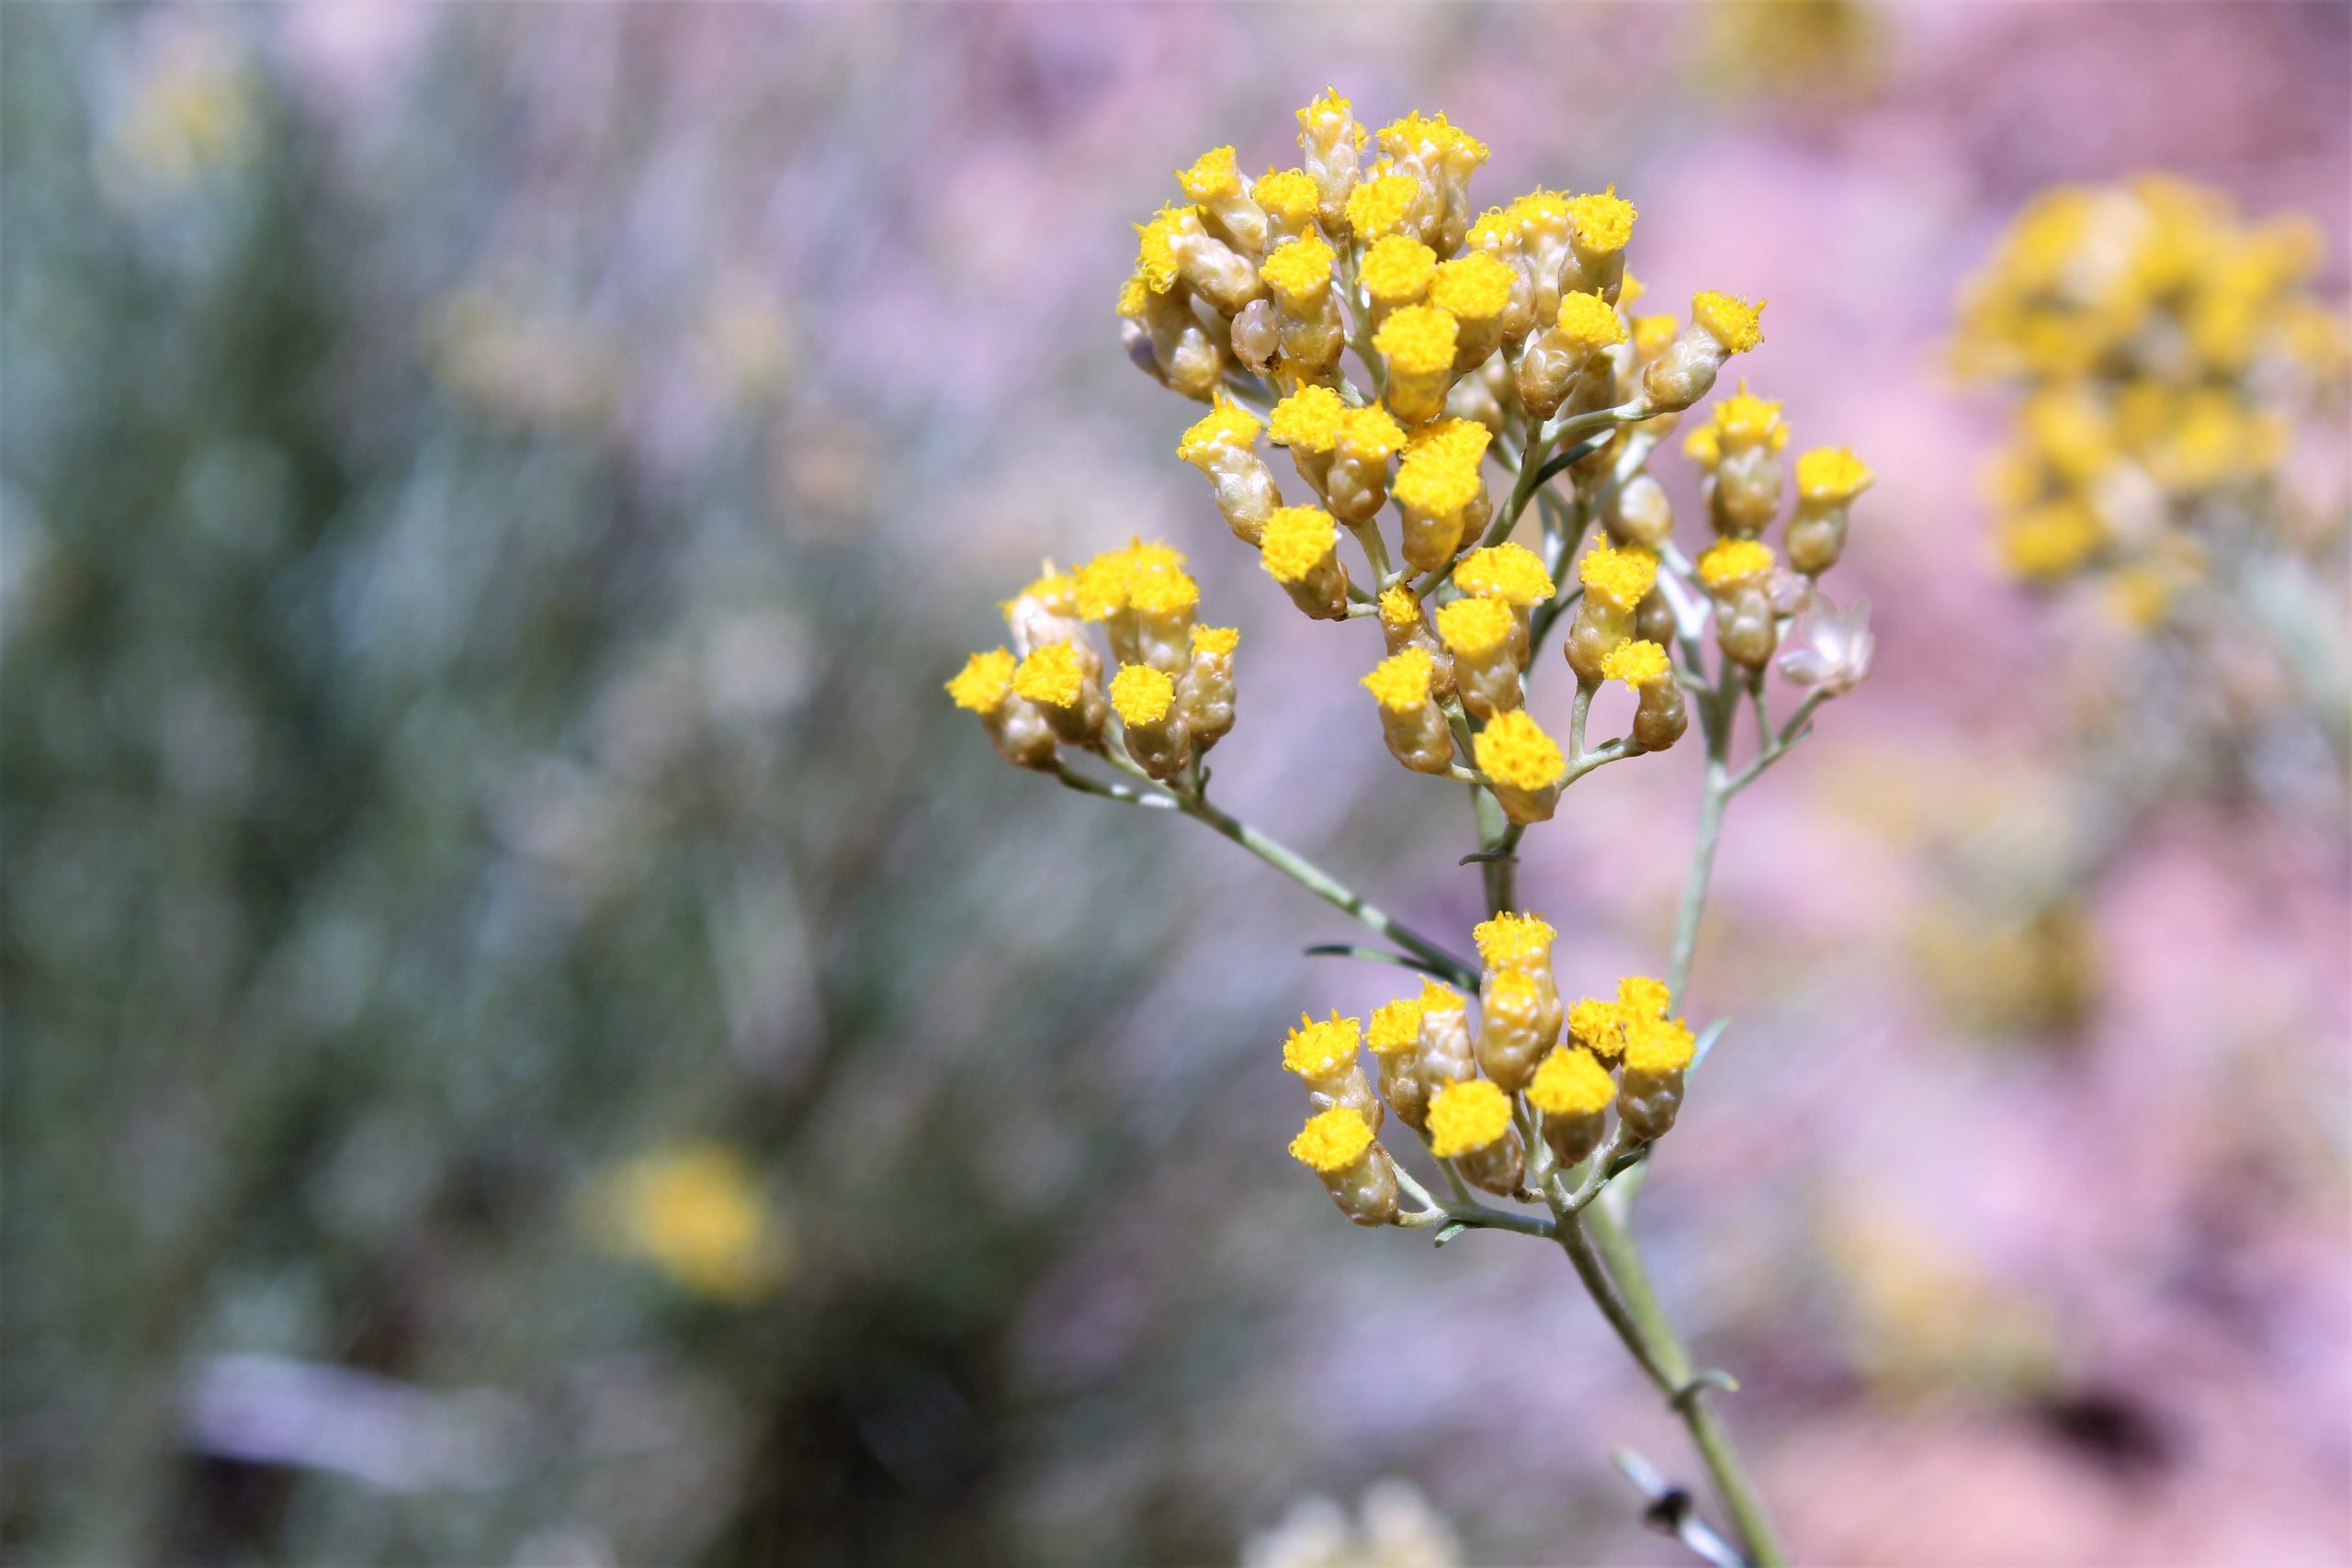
1955, 175, 2349, 615
1286, 913, 1697, 1224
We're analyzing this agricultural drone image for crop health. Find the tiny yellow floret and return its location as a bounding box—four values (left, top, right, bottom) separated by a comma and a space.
1190, 624, 1240, 656
1376, 110, 1490, 166
1555, 290, 1629, 352
1600, 638, 1671, 689
1568, 998, 1626, 1058
1362, 647, 1437, 713
1109, 663, 1174, 727
1378, 584, 1422, 630
1346, 172, 1422, 240
1336, 404, 1408, 458
1708, 383, 1787, 451
1290, 1107, 1375, 1173
1618, 976, 1671, 1020
946, 649, 1017, 714
1367, 997, 1427, 1055
1260, 505, 1339, 584
1473, 911, 1555, 968
1374, 303, 1460, 377
1253, 166, 1320, 224
1013, 642, 1087, 709
1473, 709, 1566, 791
1691, 290, 1766, 354
1360, 235, 1438, 303
1177, 145, 1242, 201
1283, 1010, 1363, 1077
1695, 537, 1776, 591
1427, 1079, 1513, 1158
1634, 314, 1679, 357
1623, 1014, 1696, 1075
1455, 543, 1555, 607
1135, 204, 1192, 294
1434, 595, 1515, 660
1567, 186, 1637, 253
1797, 446, 1875, 502
1260, 234, 1337, 306
1178, 399, 1262, 465
1430, 251, 1516, 321
1392, 446, 1482, 514
1408, 416, 1494, 465
1127, 568, 1200, 617
1577, 543, 1660, 610
1269, 383, 1347, 454
1295, 88, 1364, 143
1528, 1048, 1618, 1116
1115, 274, 1149, 320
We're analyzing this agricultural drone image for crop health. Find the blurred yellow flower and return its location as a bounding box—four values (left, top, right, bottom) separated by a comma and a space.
594, 1143, 786, 1303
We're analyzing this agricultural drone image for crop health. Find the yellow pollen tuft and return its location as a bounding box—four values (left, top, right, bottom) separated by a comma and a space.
1177, 399, 1262, 465
1346, 172, 1422, 240
1374, 303, 1460, 377
1427, 1079, 1513, 1158
1377, 110, 1489, 166
1528, 1048, 1618, 1116
1283, 1010, 1363, 1077
1269, 383, 1348, 454
1253, 166, 1320, 222
1695, 538, 1776, 592
1567, 186, 1637, 253
1568, 998, 1627, 1058
1474, 911, 1555, 968
1634, 314, 1678, 357
1260, 235, 1337, 307
1295, 87, 1363, 143
1430, 252, 1515, 321
1577, 543, 1660, 610
1417, 978, 1464, 1014
1455, 543, 1555, 607
1260, 505, 1339, 584
1434, 595, 1515, 660
1408, 416, 1494, 465
1691, 290, 1766, 354
1367, 997, 1427, 1055
1005, 568, 1079, 619
1797, 446, 1875, 502
1600, 638, 1671, 689
1176, 145, 1241, 202
946, 649, 1017, 714
1135, 205, 1192, 294
1075, 537, 1190, 619
1126, 568, 1200, 617
1361, 647, 1437, 713
1623, 1014, 1696, 1076
1618, 976, 1671, 1020
1378, 584, 1422, 629
1110, 664, 1174, 728
1190, 624, 1239, 656
1473, 709, 1566, 792
1555, 290, 1630, 353
1290, 1107, 1376, 1173
1465, 206, 1518, 253
1392, 446, 1482, 515
1012, 642, 1087, 709
1361, 235, 1439, 303
1335, 403, 1408, 459
1709, 381, 1787, 451
1116, 274, 1149, 320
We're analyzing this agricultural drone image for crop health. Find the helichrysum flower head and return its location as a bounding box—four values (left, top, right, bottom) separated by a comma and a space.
1600, 637, 1671, 690
1435, 594, 1516, 663
1696, 537, 1777, 593
1684, 383, 1790, 467
946, 648, 1018, 714
596, 1144, 784, 1302
1177, 145, 1242, 202
1290, 1105, 1375, 1172
1268, 385, 1346, 456
1691, 290, 1767, 354
1283, 1010, 1363, 1078
1426, 1078, 1513, 1158
1362, 234, 1438, 305
1376, 301, 1460, 378
1527, 1046, 1618, 1116
1430, 251, 1515, 323
1798, 446, 1875, 502
1622, 1013, 1696, 1075
1261, 234, 1338, 309
1361, 647, 1437, 713
1177, 398, 1262, 466
1456, 543, 1555, 608
1618, 975, 1671, 1021
1568, 998, 1628, 1058
1577, 543, 1659, 612
1335, 403, 1408, 461
1473, 910, 1555, 970
1110, 662, 1176, 727
1472, 709, 1565, 792
1261, 504, 1340, 584
1555, 289, 1631, 354
1568, 186, 1637, 255
1367, 997, 1427, 1056
1254, 166, 1320, 235
1347, 172, 1423, 241
1013, 641, 1088, 709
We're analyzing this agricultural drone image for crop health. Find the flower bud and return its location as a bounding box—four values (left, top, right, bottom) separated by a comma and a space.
1377, 111, 1490, 255
1564, 187, 1636, 303
1455, 543, 1555, 664
1327, 405, 1407, 524
1230, 298, 1280, 375
1148, 202, 1263, 316
1565, 544, 1659, 684
1513, 189, 1574, 327
1696, 539, 1781, 670
1290, 1108, 1400, 1227
1110, 663, 1192, 781
1252, 167, 1322, 249
1283, 1012, 1382, 1133
1607, 473, 1675, 551
1618, 1012, 1696, 1142
1258, 235, 1347, 382
1436, 597, 1522, 719
1519, 290, 1628, 422
1077, 538, 1192, 668
1470, 709, 1566, 825
1634, 586, 1677, 647
1642, 291, 1765, 414
1348, 170, 1434, 250
1127, 569, 1200, 676
1527, 1046, 1617, 1168
1477, 969, 1555, 1092
1268, 384, 1344, 498
947, 649, 1059, 770
1260, 505, 1351, 621
1295, 89, 1366, 237
1374, 304, 1460, 426
1178, 400, 1283, 547
1600, 638, 1686, 751
1684, 385, 1788, 539
1002, 567, 1094, 663
1177, 626, 1238, 750
1414, 980, 1479, 1093
1788, 446, 1873, 575
1568, 996, 1629, 1061
1465, 203, 1540, 345
1366, 996, 1431, 1133
1430, 252, 1515, 372
1362, 648, 1454, 775
1472, 909, 1563, 1038
1359, 234, 1437, 335
1393, 444, 1484, 574
1377, 586, 1456, 701
1013, 641, 1107, 747
1176, 145, 1269, 256
1427, 1079, 1524, 1197
1118, 274, 1224, 402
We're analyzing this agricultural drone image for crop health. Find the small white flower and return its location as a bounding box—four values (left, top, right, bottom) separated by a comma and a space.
1778, 592, 1874, 695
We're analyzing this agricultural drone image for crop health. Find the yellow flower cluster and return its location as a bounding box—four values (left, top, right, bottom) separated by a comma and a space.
1955, 175, 2348, 613
1281, 910, 1709, 1212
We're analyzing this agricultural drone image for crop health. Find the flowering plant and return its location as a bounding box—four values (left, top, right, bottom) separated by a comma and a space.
949, 92, 1882, 1564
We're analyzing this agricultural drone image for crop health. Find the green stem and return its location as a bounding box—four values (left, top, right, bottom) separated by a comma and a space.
1666, 762, 1728, 1011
